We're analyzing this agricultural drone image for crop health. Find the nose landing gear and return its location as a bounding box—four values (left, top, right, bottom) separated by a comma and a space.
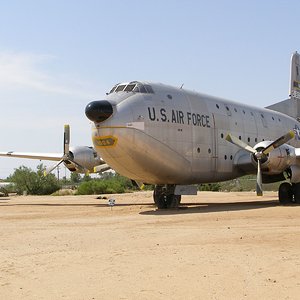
154, 185, 181, 209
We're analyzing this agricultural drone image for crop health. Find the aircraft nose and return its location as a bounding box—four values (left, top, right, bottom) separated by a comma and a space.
85, 100, 113, 123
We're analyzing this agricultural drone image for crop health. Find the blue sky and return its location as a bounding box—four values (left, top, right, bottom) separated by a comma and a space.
0, 0, 299, 178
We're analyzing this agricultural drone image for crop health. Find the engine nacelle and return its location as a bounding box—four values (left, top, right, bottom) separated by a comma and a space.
64, 146, 102, 173
253, 141, 296, 175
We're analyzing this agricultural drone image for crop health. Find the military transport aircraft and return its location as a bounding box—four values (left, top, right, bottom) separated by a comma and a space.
0, 125, 110, 175
85, 51, 300, 209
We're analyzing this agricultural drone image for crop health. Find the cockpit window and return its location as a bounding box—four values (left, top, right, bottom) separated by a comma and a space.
108, 81, 154, 94
145, 85, 154, 93
132, 85, 139, 93
134, 83, 147, 93
109, 85, 118, 94
124, 84, 136, 92
115, 84, 126, 92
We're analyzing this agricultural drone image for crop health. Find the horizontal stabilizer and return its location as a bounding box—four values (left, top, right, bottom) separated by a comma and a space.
266, 98, 300, 120
266, 52, 300, 120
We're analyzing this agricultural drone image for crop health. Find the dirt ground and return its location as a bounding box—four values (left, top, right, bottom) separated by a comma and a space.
0, 191, 300, 300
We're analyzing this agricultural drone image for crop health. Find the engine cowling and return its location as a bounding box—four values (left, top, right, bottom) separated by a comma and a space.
252, 141, 296, 174
64, 146, 102, 173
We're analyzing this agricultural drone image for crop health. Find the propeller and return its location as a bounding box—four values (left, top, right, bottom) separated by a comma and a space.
226, 130, 295, 196
44, 125, 86, 176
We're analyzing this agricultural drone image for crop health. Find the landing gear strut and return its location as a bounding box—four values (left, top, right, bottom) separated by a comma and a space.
278, 182, 300, 204
154, 185, 181, 209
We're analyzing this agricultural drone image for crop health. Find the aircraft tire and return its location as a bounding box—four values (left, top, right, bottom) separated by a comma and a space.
166, 195, 181, 209
278, 182, 293, 204
153, 188, 181, 209
156, 195, 167, 209
293, 183, 300, 204
153, 188, 167, 209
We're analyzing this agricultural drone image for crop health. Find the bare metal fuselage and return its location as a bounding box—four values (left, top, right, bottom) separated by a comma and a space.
91, 83, 300, 184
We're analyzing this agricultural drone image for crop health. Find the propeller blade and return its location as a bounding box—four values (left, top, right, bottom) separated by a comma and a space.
225, 134, 256, 154
256, 159, 263, 196
262, 130, 295, 155
93, 164, 111, 173
64, 124, 70, 155
44, 159, 64, 176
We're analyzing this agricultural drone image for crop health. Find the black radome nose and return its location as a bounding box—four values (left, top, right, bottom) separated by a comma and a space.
85, 100, 113, 123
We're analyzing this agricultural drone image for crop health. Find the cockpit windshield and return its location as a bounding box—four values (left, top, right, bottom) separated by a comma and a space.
108, 81, 154, 94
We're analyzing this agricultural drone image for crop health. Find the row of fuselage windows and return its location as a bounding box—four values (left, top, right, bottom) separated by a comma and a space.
215, 103, 281, 122
109, 82, 154, 94
220, 133, 266, 144
198, 147, 235, 161
107, 87, 280, 124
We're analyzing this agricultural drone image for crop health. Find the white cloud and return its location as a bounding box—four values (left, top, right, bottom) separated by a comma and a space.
0, 51, 104, 178
0, 51, 100, 98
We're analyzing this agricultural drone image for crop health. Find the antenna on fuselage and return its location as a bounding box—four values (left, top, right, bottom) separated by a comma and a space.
180, 83, 184, 89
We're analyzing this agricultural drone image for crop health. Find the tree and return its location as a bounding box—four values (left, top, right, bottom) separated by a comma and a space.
70, 172, 81, 184
8, 164, 60, 195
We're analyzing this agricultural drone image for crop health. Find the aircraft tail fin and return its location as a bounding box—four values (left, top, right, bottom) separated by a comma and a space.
290, 51, 300, 99
266, 51, 300, 120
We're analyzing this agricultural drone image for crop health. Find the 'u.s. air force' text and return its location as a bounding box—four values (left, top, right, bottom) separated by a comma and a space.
147, 107, 210, 127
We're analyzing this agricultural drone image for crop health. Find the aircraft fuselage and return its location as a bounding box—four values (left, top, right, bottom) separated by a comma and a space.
89, 82, 300, 185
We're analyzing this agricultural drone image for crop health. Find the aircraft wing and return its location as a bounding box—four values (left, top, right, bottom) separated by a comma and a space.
0, 151, 63, 161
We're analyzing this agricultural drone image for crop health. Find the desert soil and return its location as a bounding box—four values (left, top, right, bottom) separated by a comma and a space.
0, 191, 300, 300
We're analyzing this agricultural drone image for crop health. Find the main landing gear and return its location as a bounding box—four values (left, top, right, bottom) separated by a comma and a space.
154, 185, 181, 209
278, 182, 300, 204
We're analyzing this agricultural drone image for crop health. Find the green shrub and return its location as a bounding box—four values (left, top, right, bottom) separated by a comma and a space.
198, 183, 221, 192
76, 174, 131, 195
8, 164, 60, 195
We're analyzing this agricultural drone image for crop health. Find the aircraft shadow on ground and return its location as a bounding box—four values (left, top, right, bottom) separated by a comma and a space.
1, 199, 298, 213
139, 199, 297, 215
0, 202, 154, 208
